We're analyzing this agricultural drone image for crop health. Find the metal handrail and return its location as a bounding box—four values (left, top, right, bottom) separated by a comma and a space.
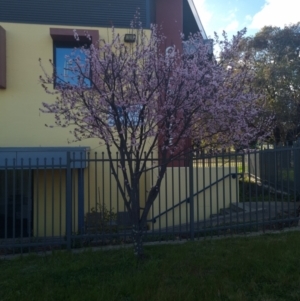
148, 173, 241, 223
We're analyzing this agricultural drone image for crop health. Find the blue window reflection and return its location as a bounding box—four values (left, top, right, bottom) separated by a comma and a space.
108, 105, 143, 127
54, 45, 91, 87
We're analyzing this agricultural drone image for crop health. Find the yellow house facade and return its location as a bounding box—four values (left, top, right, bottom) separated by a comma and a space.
0, 0, 237, 241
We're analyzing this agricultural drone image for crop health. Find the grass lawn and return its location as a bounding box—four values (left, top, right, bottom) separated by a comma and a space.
1, 231, 300, 301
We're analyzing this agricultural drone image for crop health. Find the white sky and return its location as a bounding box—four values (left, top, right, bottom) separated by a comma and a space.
249, 0, 300, 30
194, 0, 300, 38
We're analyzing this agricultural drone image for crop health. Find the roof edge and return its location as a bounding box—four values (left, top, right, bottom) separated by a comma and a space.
187, 0, 208, 39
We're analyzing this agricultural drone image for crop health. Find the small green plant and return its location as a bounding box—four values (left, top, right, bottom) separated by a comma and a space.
85, 202, 117, 234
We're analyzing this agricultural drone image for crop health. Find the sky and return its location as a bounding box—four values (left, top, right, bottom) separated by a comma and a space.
194, 0, 300, 39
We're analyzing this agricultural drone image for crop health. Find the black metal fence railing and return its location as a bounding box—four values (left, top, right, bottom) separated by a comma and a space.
0, 147, 299, 255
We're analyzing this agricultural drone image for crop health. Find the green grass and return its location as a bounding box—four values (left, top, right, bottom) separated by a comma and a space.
1, 232, 300, 301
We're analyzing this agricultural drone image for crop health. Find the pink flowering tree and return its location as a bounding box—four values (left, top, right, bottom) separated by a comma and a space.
40, 26, 272, 257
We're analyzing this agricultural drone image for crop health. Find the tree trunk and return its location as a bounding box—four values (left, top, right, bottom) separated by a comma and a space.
132, 224, 144, 258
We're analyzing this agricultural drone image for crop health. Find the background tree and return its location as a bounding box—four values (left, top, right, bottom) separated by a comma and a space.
235, 24, 300, 145
40, 26, 271, 257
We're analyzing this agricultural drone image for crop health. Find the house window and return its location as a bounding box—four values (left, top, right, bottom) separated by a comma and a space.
108, 105, 143, 127
0, 26, 6, 89
54, 41, 91, 87
50, 28, 99, 87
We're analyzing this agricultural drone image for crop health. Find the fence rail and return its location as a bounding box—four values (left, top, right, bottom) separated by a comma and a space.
0, 147, 299, 255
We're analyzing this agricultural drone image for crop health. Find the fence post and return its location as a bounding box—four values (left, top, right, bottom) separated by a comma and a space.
78, 167, 85, 234
293, 141, 300, 195
189, 152, 194, 240
66, 152, 72, 250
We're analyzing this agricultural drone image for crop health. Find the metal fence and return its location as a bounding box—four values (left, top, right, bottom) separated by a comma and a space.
0, 147, 299, 255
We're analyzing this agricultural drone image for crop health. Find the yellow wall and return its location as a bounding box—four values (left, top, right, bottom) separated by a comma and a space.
0, 22, 144, 237
0, 22, 145, 151
33, 169, 67, 237
33, 159, 148, 236
148, 166, 238, 231
32, 164, 238, 236
1, 22, 239, 237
